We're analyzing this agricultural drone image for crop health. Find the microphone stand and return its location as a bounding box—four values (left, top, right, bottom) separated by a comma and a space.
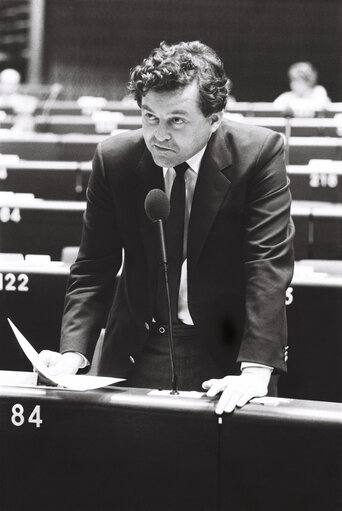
284, 116, 292, 167
157, 219, 179, 395
38, 84, 62, 132
283, 107, 294, 167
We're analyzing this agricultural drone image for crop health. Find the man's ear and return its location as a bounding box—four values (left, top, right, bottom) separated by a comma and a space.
209, 111, 224, 133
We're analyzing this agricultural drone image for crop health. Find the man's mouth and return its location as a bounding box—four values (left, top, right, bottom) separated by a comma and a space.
153, 144, 174, 152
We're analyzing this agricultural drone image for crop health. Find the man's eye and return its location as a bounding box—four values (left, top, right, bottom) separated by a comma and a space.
144, 113, 158, 123
172, 118, 185, 125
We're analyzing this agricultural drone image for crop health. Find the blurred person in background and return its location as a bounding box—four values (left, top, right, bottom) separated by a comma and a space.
273, 61, 330, 117
0, 67, 38, 131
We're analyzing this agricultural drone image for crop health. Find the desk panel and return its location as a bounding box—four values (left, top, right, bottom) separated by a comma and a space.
289, 137, 342, 165
288, 165, 342, 202
245, 117, 341, 137
311, 206, 342, 260
4, 159, 342, 205
0, 199, 85, 259
0, 261, 70, 370
116, 116, 342, 138
0, 387, 219, 511
220, 399, 342, 511
292, 201, 342, 260
4, 115, 342, 137
2, 133, 342, 165
0, 133, 106, 161
282, 262, 342, 402
3, 100, 342, 117
0, 387, 340, 511
0, 160, 84, 201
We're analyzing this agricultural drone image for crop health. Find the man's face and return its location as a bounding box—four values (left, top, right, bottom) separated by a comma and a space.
141, 80, 222, 167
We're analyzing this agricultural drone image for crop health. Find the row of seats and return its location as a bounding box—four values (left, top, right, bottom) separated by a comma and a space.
2, 99, 342, 116
2, 131, 342, 163
0, 194, 340, 261
1, 158, 342, 202
2, 113, 342, 136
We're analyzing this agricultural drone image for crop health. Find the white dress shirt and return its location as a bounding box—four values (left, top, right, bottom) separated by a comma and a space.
163, 146, 206, 325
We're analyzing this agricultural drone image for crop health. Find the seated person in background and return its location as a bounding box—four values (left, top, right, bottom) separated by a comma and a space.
0, 68, 21, 104
0, 67, 38, 131
273, 62, 330, 117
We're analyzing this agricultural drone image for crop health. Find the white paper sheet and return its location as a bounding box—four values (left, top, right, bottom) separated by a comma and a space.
7, 318, 125, 391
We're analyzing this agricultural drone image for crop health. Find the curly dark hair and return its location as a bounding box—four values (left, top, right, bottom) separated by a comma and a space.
128, 41, 230, 117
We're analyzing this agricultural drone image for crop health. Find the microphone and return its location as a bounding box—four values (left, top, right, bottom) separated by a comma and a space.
144, 189, 179, 394
145, 188, 170, 221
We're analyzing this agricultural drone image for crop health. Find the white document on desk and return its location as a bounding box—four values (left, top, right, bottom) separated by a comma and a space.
7, 318, 125, 391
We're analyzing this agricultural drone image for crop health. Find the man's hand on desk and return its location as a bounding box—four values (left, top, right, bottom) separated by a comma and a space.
202, 366, 272, 415
37, 351, 83, 376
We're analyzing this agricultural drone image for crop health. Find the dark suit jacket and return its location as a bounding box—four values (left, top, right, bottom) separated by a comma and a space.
60, 119, 295, 377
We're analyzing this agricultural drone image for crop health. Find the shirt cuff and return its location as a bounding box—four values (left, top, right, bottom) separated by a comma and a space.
73, 352, 89, 369
240, 362, 274, 372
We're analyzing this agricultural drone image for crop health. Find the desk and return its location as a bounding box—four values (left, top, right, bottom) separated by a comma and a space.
2, 131, 342, 165
3, 159, 342, 204
0, 258, 70, 370
115, 115, 342, 138
0, 386, 340, 511
283, 261, 342, 402
0, 132, 108, 161
2, 100, 342, 117
289, 137, 342, 165
3, 195, 338, 265
2, 114, 342, 137
288, 164, 342, 202
0, 159, 85, 200
0, 386, 218, 511
226, 101, 342, 118
220, 397, 342, 511
248, 117, 342, 137
291, 201, 342, 259
1, 256, 341, 403
0, 196, 84, 259
0, 158, 91, 200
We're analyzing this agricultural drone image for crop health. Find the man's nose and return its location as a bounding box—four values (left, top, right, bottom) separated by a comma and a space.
154, 122, 171, 142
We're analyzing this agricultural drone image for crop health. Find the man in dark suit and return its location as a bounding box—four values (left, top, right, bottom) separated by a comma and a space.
40, 41, 294, 414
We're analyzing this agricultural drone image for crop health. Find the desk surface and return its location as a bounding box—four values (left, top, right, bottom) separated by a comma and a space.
0, 386, 340, 511
0, 384, 341, 424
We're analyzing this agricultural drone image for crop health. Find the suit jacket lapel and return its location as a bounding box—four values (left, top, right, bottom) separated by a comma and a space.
188, 126, 232, 270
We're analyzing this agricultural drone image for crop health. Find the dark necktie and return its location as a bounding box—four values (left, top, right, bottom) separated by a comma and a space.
155, 162, 188, 323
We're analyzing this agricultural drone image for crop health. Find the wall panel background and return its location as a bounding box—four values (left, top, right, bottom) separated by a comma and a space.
41, 0, 342, 101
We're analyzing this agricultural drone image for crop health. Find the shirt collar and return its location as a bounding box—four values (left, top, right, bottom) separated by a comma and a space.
162, 144, 207, 177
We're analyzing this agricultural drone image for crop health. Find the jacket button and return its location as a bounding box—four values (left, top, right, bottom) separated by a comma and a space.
129, 356, 135, 364
144, 322, 150, 330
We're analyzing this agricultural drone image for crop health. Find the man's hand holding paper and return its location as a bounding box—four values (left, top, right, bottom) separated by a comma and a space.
38, 350, 83, 376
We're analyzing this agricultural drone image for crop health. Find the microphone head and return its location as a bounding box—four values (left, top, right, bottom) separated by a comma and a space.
145, 189, 170, 222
